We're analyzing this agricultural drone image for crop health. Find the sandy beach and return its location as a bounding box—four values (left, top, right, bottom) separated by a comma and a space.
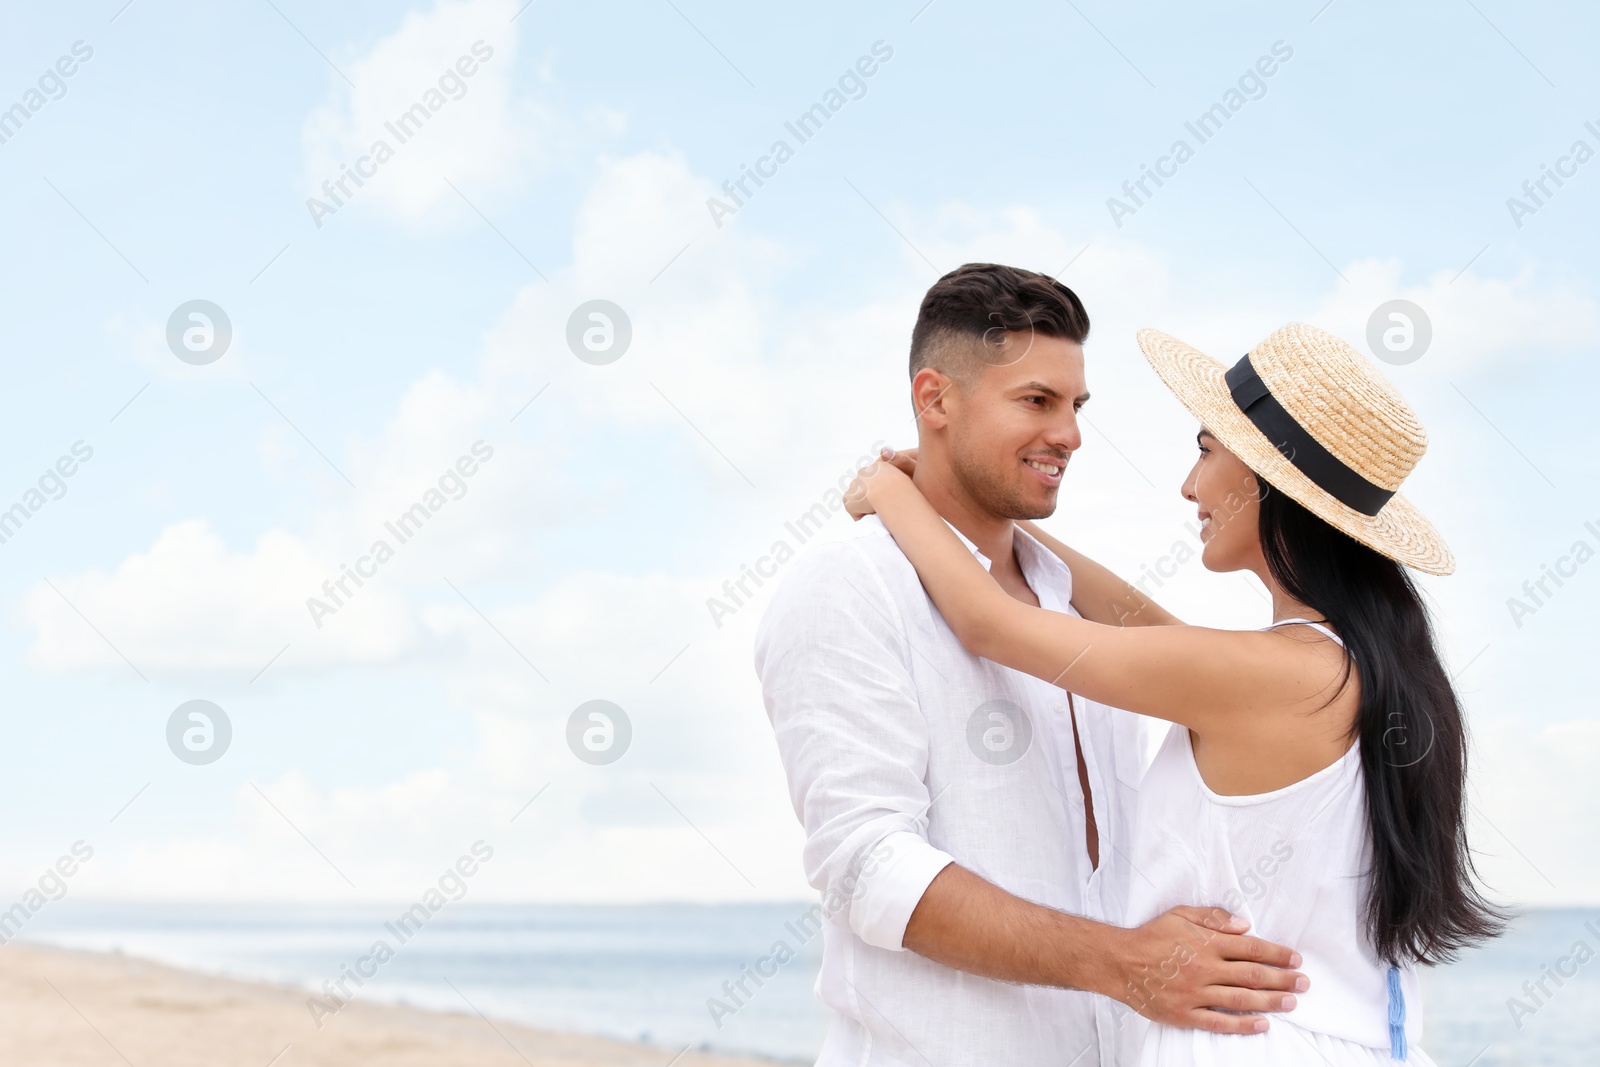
0, 941, 783, 1067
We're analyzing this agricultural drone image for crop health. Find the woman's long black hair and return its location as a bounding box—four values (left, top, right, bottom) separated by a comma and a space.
1257, 484, 1506, 965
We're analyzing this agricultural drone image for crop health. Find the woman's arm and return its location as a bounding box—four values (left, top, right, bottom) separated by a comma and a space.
857, 465, 1328, 730
1017, 520, 1183, 627
845, 447, 1178, 627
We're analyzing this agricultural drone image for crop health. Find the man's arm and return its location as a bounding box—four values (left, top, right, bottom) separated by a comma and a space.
754, 542, 962, 952
904, 865, 1308, 1034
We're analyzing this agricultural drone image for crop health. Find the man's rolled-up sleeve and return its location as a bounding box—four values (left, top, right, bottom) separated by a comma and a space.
754, 542, 954, 951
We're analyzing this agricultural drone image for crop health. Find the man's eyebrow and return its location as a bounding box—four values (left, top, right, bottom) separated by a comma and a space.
1014, 380, 1063, 398
1015, 381, 1090, 403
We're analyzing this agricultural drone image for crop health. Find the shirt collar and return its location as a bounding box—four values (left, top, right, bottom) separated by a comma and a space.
1012, 523, 1075, 610
935, 517, 1075, 611
938, 516, 989, 566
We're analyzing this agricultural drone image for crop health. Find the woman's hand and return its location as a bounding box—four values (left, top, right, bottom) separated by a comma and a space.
844, 446, 917, 520
885, 446, 917, 477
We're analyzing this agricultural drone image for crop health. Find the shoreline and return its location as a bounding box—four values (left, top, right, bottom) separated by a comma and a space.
0, 940, 787, 1066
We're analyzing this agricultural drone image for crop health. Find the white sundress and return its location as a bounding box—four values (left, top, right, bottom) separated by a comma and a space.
1121, 620, 1435, 1065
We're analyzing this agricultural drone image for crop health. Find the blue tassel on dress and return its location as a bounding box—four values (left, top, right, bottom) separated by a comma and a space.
1386, 964, 1407, 1060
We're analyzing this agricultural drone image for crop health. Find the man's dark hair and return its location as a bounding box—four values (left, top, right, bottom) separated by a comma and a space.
909, 263, 1090, 386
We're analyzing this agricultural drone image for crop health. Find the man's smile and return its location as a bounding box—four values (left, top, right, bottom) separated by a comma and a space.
1023, 456, 1067, 487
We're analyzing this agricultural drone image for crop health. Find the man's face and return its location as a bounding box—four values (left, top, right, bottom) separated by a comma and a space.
937, 330, 1088, 520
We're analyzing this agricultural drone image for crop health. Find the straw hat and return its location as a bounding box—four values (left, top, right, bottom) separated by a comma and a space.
1136, 322, 1454, 576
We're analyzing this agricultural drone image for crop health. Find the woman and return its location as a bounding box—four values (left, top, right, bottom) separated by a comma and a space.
846, 323, 1502, 1064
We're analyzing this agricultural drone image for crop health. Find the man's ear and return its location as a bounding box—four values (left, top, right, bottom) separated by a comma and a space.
911, 367, 957, 429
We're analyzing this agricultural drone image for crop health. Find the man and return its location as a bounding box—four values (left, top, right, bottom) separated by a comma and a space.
753, 264, 1305, 1064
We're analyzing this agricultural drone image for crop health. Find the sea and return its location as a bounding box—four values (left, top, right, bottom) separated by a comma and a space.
12, 901, 1597, 1065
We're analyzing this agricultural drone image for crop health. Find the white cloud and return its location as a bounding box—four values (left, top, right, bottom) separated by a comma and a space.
58, 555, 810, 902
14, 366, 558, 674
76, 769, 483, 901
1470, 718, 1600, 907
15, 519, 413, 673
300, 0, 543, 223
1306, 257, 1598, 375
17, 148, 786, 678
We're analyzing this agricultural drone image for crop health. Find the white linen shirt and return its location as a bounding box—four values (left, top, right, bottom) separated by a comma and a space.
754, 515, 1152, 1066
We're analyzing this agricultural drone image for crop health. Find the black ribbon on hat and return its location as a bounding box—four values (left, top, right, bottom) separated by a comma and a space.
1225, 354, 1395, 516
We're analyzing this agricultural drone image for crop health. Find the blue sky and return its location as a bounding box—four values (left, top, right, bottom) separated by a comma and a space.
1, 0, 1596, 907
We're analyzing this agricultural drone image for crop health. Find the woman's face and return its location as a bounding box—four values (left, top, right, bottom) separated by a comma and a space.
1181, 430, 1267, 573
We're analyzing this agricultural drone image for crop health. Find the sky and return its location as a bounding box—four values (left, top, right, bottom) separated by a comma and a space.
0, 0, 1597, 911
